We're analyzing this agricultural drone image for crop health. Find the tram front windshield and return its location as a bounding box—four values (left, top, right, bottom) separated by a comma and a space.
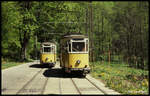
72, 42, 86, 52
43, 46, 54, 53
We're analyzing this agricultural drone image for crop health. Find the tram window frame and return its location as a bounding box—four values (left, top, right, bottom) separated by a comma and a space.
68, 42, 71, 52
53, 45, 56, 54
86, 39, 89, 52
63, 42, 68, 53
42, 45, 56, 53
68, 38, 89, 53
43, 47, 51, 53
72, 42, 85, 52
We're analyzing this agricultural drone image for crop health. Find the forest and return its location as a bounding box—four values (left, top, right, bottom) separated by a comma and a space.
2, 1, 149, 70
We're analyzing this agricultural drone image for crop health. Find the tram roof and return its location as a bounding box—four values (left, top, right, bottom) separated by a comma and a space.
41, 42, 56, 45
62, 33, 88, 39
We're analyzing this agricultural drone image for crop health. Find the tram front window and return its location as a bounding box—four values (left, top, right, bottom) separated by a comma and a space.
72, 42, 85, 52
43, 47, 51, 53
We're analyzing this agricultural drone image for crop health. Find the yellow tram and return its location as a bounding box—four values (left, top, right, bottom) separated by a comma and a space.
40, 42, 56, 67
60, 33, 90, 77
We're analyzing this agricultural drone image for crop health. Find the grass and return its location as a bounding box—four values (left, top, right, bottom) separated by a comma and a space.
1, 58, 34, 70
89, 61, 149, 95
2, 62, 26, 69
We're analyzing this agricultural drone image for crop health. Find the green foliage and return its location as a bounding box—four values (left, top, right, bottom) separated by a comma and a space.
2, 60, 34, 70
2, 2, 22, 60
2, 1, 148, 70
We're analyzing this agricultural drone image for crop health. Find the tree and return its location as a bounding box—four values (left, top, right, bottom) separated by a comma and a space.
2, 2, 22, 60
17, 1, 38, 60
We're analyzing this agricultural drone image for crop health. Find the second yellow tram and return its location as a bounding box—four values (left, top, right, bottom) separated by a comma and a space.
60, 34, 90, 77
40, 42, 56, 67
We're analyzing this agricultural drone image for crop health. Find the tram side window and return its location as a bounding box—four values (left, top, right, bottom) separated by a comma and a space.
43, 47, 51, 52
52, 46, 56, 53
69, 42, 71, 52
64, 43, 68, 53
86, 40, 88, 52
51, 46, 54, 53
72, 42, 85, 52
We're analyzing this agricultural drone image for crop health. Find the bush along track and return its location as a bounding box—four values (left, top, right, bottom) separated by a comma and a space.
89, 61, 149, 95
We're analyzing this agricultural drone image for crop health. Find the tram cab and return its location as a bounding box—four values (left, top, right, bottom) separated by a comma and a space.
40, 42, 56, 67
60, 34, 90, 77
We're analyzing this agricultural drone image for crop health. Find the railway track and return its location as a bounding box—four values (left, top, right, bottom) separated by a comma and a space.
2, 61, 120, 95
15, 68, 119, 95
59, 77, 62, 94
85, 75, 120, 95
70, 75, 120, 95
41, 77, 48, 94
85, 76, 106, 94
70, 77, 105, 95
16, 69, 48, 94
71, 78, 82, 95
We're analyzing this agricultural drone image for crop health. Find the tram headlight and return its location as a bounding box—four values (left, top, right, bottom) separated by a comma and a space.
45, 57, 48, 61
85, 65, 87, 68
76, 60, 81, 64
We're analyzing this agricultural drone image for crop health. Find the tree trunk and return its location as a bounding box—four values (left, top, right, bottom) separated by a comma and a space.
85, 7, 88, 34
89, 1, 93, 62
101, 9, 104, 62
21, 40, 27, 61
98, 15, 101, 57
108, 50, 111, 64
19, 30, 30, 61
